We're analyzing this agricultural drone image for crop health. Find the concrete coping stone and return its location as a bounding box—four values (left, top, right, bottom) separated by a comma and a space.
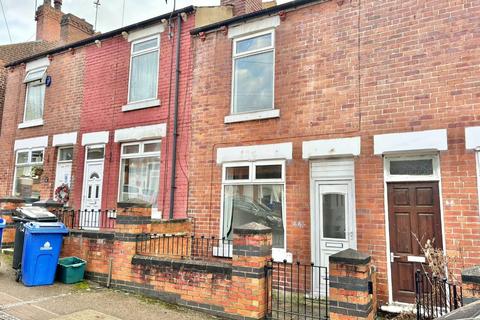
462, 265, 480, 284
330, 248, 371, 265
233, 222, 272, 235
0, 196, 25, 203
151, 218, 193, 224
117, 201, 152, 208
32, 199, 64, 208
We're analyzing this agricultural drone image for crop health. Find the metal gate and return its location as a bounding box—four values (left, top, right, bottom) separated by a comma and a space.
415, 270, 463, 320
266, 260, 329, 320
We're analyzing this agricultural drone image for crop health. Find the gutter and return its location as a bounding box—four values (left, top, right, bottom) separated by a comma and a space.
190, 0, 329, 35
169, 15, 182, 220
5, 6, 195, 68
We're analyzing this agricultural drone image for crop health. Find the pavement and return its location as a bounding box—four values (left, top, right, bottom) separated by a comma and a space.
0, 253, 218, 320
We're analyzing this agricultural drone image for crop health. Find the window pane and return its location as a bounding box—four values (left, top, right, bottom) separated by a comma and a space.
59, 148, 73, 161
223, 184, 284, 248
25, 84, 45, 121
119, 156, 160, 208
236, 33, 272, 54
225, 166, 249, 180
24, 68, 46, 83
17, 152, 29, 164
322, 193, 346, 239
255, 165, 282, 179
123, 144, 140, 154
390, 159, 433, 175
14, 165, 42, 200
87, 147, 104, 160
129, 51, 158, 102
133, 38, 158, 52
31, 150, 43, 163
144, 142, 161, 153
233, 51, 274, 113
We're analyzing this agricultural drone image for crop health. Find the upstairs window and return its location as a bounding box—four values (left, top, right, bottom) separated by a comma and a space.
128, 36, 160, 103
232, 31, 274, 114
23, 67, 47, 123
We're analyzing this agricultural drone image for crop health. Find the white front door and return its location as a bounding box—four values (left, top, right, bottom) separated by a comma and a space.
81, 145, 105, 228
312, 181, 356, 296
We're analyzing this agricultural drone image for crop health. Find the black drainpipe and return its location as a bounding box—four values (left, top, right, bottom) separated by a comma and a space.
169, 15, 182, 220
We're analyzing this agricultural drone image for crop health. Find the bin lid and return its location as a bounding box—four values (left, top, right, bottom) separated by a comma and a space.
24, 222, 69, 234
15, 206, 58, 222
0, 218, 5, 228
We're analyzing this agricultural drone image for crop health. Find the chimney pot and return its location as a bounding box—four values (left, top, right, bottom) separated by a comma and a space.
43, 0, 51, 5
54, 0, 62, 10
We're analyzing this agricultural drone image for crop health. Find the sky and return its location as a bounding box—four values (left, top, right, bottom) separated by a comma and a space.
0, 0, 220, 45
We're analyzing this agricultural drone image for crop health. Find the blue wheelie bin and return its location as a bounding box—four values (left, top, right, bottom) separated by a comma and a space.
0, 218, 6, 249
21, 222, 69, 286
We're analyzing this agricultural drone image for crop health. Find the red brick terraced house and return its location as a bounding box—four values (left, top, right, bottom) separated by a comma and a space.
188, 0, 480, 309
0, 0, 94, 205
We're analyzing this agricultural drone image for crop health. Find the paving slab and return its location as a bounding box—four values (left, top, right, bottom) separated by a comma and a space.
52, 310, 121, 320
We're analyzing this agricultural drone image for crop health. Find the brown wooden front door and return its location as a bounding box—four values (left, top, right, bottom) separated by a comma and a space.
388, 182, 443, 303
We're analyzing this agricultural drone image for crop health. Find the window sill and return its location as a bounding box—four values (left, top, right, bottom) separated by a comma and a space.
224, 109, 280, 124
122, 99, 160, 112
18, 119, 44, 129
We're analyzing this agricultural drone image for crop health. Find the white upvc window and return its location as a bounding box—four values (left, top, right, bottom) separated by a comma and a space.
13, 148, 44, 200
22, 67, 47, 126
231, 30, 275, 115
128, 35, 160, 104
384, 154, 440, 182
54, 147, 74, 191
220, 160, 286, 258
118, 140, 161, 214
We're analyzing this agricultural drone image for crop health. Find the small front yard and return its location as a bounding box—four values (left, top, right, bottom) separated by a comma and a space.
0, 253, 218, 320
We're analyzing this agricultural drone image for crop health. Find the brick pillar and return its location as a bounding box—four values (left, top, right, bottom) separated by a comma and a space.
115, 202, 152, 235
329, 249, 376, 320
228, 222, 272, 319
462, 266, 480, 304
0, 197, 24, 248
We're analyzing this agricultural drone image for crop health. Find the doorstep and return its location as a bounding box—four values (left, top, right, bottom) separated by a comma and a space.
380, 302, 416, 314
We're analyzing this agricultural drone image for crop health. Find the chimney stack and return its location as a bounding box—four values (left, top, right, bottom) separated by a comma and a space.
54, 0, 62, 10
35, 0, 94, 44
220, 0, 263, 16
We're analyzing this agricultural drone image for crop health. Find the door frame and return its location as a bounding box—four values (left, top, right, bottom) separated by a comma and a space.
383, 153, 447, 304
309, 158, 357, 268
81, 144, 105, 212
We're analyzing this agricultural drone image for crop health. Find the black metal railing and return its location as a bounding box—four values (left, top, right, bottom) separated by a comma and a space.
415, 270, 463, 320
266, 260, 329, 320
135, 234, 233, 260
53, 210, 116, 230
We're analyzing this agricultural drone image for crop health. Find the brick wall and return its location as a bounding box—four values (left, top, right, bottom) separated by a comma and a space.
0, 50, 85, 203
75, 15, 194, 218
188, 0, 480, 304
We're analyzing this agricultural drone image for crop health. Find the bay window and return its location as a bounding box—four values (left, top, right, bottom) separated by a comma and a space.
232, 30, 275, 114
13, 149, 44, 200
221, 161, 285, 250
22, 67, 47, 125
118, 141, 161, 212
128, 36, 160, 104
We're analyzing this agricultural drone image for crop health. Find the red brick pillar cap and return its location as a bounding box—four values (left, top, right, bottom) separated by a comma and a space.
330, 248, 371, 265
233, 222, 271, 235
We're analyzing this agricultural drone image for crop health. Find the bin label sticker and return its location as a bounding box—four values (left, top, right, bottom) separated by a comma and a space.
40, 241, 52, 251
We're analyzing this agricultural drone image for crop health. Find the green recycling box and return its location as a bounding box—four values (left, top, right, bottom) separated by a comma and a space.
56, 257, 86, 284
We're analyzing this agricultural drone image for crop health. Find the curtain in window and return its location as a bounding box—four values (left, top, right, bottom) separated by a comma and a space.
129, 51, 158, 102
25, 84, 45, 121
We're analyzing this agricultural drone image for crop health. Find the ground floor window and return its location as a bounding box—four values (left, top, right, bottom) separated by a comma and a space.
222, 161, 285, 249
118, 140, 161, 210
14, 149, 44, 200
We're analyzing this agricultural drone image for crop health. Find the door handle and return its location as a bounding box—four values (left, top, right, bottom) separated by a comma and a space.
390, 252, 400, 262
